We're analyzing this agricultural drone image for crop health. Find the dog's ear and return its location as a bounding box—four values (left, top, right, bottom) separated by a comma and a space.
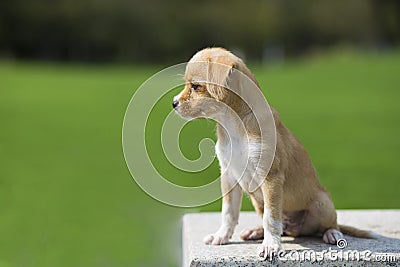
206, 57, 236, 101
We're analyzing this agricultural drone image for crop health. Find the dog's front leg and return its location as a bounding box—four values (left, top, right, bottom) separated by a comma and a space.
203, 175, 242, 245
257, 178, 283, 259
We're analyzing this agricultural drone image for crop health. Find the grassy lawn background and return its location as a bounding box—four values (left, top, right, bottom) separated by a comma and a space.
0, 50, 399, 266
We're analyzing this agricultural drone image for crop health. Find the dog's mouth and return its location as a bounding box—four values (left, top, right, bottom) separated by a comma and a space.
173, 106, 183, 116
174, 104, 209, 121
173, 103, 191, 119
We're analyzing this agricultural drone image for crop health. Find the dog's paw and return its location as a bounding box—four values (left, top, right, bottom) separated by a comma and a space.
323, 228, 344, 245
203, 232, 230, 245
257, 239, 281, 260
240, 227, 264, 240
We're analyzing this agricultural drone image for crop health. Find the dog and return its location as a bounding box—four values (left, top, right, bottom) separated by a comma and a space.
173, 47, 373, 259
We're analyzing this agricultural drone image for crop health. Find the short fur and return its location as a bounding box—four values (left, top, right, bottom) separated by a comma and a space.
173, 47, 373, 259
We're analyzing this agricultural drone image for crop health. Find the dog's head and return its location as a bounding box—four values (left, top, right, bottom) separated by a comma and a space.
173, 47, 259, 119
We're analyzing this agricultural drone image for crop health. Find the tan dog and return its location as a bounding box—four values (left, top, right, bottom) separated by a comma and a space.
173, 47, 373, 259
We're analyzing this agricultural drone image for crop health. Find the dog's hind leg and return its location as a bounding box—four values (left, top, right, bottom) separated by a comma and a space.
300, 191, 343, 244
240, 191, 264, 240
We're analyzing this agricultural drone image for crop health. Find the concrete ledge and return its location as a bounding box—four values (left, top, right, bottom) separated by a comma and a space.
182, 210, 400, 266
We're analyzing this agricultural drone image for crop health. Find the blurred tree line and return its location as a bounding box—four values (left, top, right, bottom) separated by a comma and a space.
0, 0, 399, 63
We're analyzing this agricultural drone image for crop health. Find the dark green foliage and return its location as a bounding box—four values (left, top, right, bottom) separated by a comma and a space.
0, 0, 399, 63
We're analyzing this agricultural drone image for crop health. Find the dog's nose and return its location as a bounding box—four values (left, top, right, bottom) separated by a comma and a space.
172, 100, 179, 109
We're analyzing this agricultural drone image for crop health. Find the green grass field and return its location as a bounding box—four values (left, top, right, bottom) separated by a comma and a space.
1, 50, 399, 266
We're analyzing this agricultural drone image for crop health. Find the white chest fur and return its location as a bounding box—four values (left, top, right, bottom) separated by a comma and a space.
215, 136, 265, 193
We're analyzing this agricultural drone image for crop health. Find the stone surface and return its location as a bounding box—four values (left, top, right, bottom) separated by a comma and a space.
182, 210, 400, 266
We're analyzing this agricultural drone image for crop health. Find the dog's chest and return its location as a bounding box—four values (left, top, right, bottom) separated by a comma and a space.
215, 137, 262, 192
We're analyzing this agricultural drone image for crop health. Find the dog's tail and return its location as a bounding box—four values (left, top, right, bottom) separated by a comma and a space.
338, 224, 376, 239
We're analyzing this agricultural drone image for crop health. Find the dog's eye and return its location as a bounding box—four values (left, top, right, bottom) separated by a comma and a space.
190, 83, 200, 90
